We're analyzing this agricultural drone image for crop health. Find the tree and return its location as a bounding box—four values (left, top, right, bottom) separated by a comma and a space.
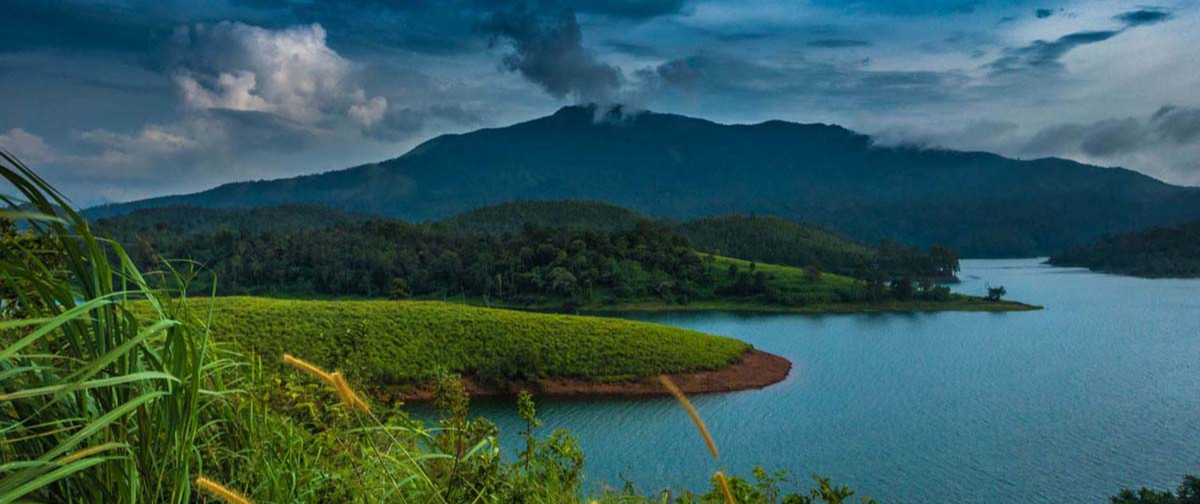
1110, 475, 1200, 504
985, 284, 1007, 301
804, 263, 822, 283
929, 245, 960, 278
389, 278, 411, 299
1, 217, 64, 318
864, 271, 886, 302
890, 277, 914, 301
547, 267, 578, 295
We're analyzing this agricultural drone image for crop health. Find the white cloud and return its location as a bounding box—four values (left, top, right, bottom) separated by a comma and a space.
349, 94, 389, 128
0, 128, 55, 164
174, 70, 270, 113
168, 21, 385, 125
76, 125, 201, 163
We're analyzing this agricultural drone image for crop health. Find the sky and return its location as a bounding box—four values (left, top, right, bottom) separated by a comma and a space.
1, 0, 1198, 206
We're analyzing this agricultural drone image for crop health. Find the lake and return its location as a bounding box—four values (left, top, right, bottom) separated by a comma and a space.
422, 258, 1200, 503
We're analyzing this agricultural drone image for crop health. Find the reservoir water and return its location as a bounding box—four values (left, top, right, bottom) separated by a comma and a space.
424, 258, 1200, 503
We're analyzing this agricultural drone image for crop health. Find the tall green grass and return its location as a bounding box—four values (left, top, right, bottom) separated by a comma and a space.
0, 148, 220, 502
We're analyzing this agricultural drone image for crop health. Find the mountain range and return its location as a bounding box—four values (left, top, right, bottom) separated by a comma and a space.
86, 105, 1200, 257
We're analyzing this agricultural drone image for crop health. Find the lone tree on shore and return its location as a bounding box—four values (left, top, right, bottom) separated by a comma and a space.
985, 284, 1007, 301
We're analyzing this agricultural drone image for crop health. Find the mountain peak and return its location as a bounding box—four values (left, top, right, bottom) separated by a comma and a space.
84, 106, 1200, 256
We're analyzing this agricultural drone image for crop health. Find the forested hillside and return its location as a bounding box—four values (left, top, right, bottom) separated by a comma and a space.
1048, 220, 1200, 277
102, 214, 1007, 311
86, 105, 1200, 256
672, 215, 875, 275
98, 199, 977, 307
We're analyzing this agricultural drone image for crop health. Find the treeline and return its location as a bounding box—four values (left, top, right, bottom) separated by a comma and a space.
1048, 220, 1200, 278
117, 220, 709, 302
104, 216, 960, 308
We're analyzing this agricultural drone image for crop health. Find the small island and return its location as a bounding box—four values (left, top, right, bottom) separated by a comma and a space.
1048, 220, 1200, 278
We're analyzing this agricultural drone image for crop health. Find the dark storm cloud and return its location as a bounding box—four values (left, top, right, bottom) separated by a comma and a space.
603, 40, 662, 57
644, 53, 962, 110
1035, 8, 1053, 19
807, 0, 990, 15
222, 0, 689, 55
807, 39, 872, 48
987, 7, 1174, 77
1115, 9, 1172, 27
557, 0, 690, 18
988, 5, 1176, 76
0, 0, 167, 54
1024, 106, 1200, 159
714, 32, 772, 42
362, 104, 483, 141
484, 5, 621, 102
986, 30, 1118, 75
205, 109, 321, 151
248, 0, 691, 20
1151, 106, 1200, 144
644, 58, 702, 90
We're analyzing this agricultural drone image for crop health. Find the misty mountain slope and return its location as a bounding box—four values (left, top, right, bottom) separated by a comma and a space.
441, 200, 647, 233
95, 204, 376, 236
85, 105, 1200, 256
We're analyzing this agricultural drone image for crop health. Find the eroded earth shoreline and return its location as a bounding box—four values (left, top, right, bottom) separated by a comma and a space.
390, 349, 791, 401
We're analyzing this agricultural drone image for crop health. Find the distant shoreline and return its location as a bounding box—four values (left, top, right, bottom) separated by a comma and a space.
388, 349, 791, 401
458, 298, 1043, 315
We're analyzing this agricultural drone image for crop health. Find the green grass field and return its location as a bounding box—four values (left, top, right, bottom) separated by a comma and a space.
180, 297, 751, 387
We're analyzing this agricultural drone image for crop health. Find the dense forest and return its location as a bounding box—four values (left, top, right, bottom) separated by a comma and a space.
1048, 220, 1200, 277
97, 205, 968, 308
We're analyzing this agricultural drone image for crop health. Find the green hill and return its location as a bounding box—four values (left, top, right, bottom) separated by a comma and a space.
188, 297, 750, 386
1047, 220, 1200, 277
86, 104, 1200, 257
673, 215, 874, 274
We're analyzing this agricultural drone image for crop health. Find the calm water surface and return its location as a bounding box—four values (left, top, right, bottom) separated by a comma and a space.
422, 259, 1200, 503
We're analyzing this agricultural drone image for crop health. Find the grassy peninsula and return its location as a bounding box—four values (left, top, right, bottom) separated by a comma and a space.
169, 296, 757, 390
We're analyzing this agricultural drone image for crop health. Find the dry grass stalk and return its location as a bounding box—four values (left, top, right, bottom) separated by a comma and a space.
194, 476, 253, 504
658, 375, 719, 459
283, 354, 333, 383
714, 471, 736, 504
283, 354, 369, 412
330, 371, 371, 413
